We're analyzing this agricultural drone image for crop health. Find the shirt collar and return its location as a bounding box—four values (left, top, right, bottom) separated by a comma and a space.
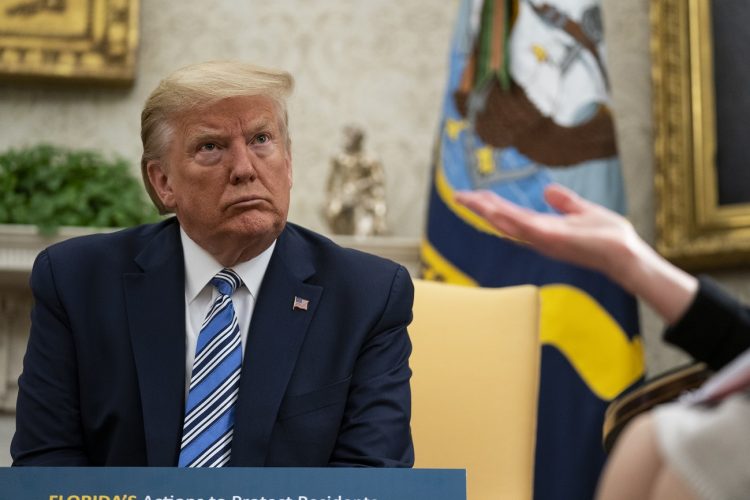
180, 227, 276, 303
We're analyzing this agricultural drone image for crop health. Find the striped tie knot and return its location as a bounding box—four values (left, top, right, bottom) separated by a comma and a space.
211, 268, 242, 296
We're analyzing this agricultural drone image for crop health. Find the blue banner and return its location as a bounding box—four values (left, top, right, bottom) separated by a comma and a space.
422, 1, 644, 498
0, 468, 465, 500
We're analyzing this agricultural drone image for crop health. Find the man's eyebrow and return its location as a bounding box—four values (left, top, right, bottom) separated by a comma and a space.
185, 128, 226, 143
245, 118, 274, 132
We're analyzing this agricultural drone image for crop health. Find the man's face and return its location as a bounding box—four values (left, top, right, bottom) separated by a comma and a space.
148, 95, 292, 263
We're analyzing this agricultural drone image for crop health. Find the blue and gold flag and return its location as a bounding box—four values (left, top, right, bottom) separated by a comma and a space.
422, 1, 644, 498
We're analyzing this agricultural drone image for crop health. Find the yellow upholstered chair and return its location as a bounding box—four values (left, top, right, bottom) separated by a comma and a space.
410, 279, 541, 500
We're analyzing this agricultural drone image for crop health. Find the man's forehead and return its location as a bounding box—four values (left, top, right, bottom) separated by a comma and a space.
184, 117, 275, 135
176, 96, 280, 132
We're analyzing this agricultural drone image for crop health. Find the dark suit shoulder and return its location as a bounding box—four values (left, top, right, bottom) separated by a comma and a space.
42, 218, 178, 268
283, 222, 408, 279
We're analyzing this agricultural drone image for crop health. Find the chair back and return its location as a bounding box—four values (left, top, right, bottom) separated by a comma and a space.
410, 279, 541, 500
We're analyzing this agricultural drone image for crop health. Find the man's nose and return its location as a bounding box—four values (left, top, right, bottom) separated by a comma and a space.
229, 144, 257, 184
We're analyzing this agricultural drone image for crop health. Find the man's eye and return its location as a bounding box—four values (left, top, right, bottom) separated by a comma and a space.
199, 143, 217, 152
254, 134, 270, 144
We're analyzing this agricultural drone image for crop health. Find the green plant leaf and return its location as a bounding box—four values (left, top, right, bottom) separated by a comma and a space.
0, 144, 159, 231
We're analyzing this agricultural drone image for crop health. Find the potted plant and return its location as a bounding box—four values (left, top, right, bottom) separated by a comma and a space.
0, 143, 157, 233
0, 143, 159, 279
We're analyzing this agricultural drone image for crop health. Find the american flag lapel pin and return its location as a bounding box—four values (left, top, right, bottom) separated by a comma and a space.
293, 296, 309, 311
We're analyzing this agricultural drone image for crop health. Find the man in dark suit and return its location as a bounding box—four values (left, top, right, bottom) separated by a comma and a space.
11, 61, 414, 467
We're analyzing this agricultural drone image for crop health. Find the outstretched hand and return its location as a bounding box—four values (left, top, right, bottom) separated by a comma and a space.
454, 184, 641, 282
454, 184, 698, 324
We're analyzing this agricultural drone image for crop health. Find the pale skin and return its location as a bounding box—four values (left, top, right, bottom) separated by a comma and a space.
146, 95, 293, 267
455, 185, 698, 324
455, 185, 700, 500
596, 413, 699, 500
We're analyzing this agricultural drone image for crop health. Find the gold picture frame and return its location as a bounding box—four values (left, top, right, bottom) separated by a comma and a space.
652, 0, 750, 270
0, 0, 138, 83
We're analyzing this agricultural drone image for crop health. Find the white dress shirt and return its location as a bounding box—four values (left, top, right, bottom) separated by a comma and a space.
180, 228, 275, 392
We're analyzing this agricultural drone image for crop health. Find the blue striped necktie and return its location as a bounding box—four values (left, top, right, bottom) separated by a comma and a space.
179, 268, 243, 467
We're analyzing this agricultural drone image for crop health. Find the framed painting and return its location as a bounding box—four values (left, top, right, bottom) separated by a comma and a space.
652, 0, 750, 270
0, 0, 138, 83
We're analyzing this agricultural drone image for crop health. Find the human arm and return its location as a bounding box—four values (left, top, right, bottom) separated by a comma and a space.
328, 265, 414, 467
11, 250, 90, 465
455, 184, 698, 325
456, 185, 750, 368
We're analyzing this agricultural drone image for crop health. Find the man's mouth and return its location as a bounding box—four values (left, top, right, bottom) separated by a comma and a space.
226, 196, 268, 209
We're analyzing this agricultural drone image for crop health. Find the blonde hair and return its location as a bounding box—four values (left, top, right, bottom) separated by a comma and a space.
140, 60, 294, 213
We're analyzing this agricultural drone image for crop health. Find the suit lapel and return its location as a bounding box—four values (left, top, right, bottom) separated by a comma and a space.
231, 226, 322, 466
123, 220, 186, 466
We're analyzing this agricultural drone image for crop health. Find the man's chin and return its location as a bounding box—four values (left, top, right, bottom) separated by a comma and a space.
225, 215, 285, 240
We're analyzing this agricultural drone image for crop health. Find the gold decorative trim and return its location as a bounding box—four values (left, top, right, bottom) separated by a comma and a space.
0, 0, 138, 83
652, 0, 750, 270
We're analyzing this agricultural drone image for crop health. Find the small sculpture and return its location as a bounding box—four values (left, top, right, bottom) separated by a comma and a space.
323, 126, 388, 236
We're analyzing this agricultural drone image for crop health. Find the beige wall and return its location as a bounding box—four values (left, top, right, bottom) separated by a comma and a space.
0, 0, 457, 238
3, 0, 745, 378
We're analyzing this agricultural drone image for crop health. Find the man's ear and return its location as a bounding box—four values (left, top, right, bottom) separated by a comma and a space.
146, 160, 176, 210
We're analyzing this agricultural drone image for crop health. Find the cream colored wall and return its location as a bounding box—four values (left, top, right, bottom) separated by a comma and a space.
3, 0, 742, 380
0, 0, 457, 238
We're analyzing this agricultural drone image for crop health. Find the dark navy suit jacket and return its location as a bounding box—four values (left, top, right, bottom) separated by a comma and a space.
11, 218, 414, 467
